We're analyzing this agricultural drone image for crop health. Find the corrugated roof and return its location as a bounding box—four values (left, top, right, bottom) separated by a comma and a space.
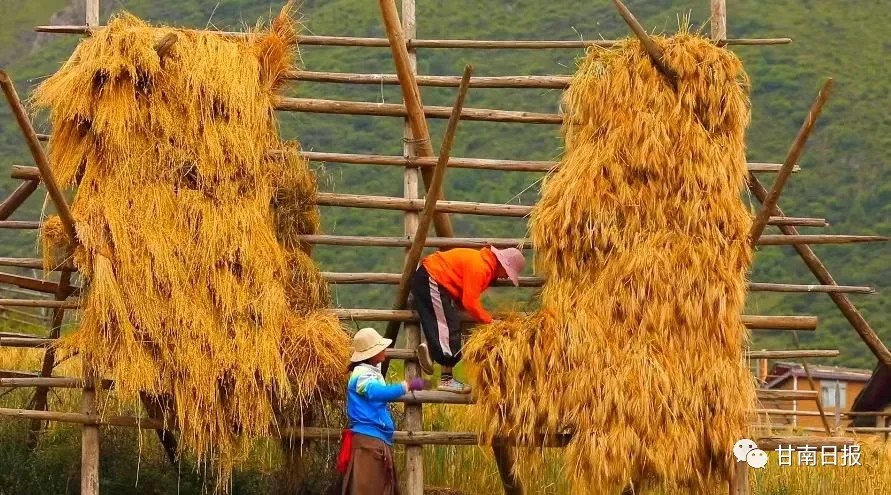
764, 361, 872, 389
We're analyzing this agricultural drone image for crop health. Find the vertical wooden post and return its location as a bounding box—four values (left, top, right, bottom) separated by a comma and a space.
86, 0, 100, 27
27, 271, 72, 446
710, 0, 727, 41
834, 381, 842, 432
729, 460, 749, 495
81, 362, 99, 494
493, 443, 525, 495
400, 2, 423, 494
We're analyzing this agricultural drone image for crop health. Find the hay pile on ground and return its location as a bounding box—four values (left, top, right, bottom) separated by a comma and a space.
34, 4, 349, 485
463, 33, 755, 493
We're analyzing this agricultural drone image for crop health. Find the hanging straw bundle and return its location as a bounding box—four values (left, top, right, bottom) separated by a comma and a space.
464, 31, 755, 493
34, 3, 349, 486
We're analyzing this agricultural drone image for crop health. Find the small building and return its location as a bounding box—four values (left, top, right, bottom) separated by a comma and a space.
758, 361, 873, 429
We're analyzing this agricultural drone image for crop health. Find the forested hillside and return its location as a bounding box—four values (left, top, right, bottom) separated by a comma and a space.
0, 0, 887, 367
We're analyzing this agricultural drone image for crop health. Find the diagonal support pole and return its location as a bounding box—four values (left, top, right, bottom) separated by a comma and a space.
750, 79, 833, 242
378, 0, 455, 238
749, 174, 891, 368
382, 66, 472, 375
0, 180, 40, 220
611, 0, 679, 88
0, 71, 76, 242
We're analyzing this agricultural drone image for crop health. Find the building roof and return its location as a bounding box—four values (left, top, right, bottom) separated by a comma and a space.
764, 361, 872, 389
850, 364, 891, 426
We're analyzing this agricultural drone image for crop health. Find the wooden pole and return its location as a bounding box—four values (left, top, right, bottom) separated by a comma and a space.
611, 0, 679, 86
750, 79, 833, 241
33, 25, 792, 48
0, 73, 77, 242
13, 156, 802, 176
710, 0, 727, 42
273, 96, 563, 124
378, 0, 454, 238
0, 181, 39, 220
81, 362, 99, 495
27, 271, 72, 447
85, 0, 99, 27
748, 174, 891, 368
790, 330, 833, 435
383, 65, 473, 377
398, 1, 423, 493
729, 460, 749, 495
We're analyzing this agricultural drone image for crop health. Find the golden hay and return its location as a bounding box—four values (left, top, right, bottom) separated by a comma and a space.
464, 32, 755, 493
33, 4, 349, 486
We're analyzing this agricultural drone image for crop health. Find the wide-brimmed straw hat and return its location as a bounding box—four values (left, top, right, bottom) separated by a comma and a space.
490, 246, 525, 287
350, 327, 393, 363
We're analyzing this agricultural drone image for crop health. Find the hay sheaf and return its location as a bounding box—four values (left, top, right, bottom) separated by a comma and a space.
33, 4, 349, 486
464, 33, 756, 493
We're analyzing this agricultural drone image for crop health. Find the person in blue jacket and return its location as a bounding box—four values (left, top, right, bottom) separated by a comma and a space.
341, 327, 425, 495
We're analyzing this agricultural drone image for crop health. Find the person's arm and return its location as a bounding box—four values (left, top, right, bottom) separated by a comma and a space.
357, 373, 408, 402
461, 269, 494, 323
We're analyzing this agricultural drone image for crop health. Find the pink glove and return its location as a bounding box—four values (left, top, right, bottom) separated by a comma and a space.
407, 377, 426, 391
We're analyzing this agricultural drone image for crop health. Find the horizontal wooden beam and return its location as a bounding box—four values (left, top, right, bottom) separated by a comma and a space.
757, 234, 888, 245
332, 308, 815, 330
747, 282, 874, 294
0, 299, 78, 309
32, 26, 791, 48
755, 408, 891, 418
756, 389, 818, 401
318, 272, 870, 293
0, 337, 54, 347
273, 96, 563, 124
0, 257, 75, 271
316, 192, 532, 217
16, 154, 797, 176
0, 220, 40, 229
286, 71, 572, 88
0, 272, 74, 295
747, 349, 840, 359
299, 234, 884, 249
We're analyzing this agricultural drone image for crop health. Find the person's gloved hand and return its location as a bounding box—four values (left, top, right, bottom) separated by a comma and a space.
407, 377, 426, 391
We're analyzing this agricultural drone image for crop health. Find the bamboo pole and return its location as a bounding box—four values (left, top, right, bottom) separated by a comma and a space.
750, 79, 833, 241
0, 257, 75, 270
378, 0, 453, 241
0, 299, 78, 309
0, 72, 76, 242
32, 25, 792, 47
0, 181, 39, 220
749, 175, 891, 368
746, 350, 839, 359
274, 96, 563, 124
13, 157, 800, 176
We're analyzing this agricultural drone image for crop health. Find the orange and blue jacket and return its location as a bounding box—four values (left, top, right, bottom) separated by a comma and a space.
421, 247, 498, 323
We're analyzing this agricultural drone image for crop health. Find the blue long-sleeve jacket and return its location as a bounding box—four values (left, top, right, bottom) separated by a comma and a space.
346, 363, 407, 445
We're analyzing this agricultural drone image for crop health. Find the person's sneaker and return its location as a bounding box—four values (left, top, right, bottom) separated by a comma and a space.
438, 377, 472, 394
416, 343, 435, 375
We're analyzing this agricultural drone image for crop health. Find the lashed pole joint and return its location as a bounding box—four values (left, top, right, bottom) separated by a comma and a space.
0, 71, 77, 242
382, 67, 473, 374
750, 79, 833, 242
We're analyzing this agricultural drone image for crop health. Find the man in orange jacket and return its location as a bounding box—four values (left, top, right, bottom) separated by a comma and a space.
410, 246, 525, 393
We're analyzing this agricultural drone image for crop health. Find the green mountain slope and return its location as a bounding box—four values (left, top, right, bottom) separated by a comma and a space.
0, 0, 887, 367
